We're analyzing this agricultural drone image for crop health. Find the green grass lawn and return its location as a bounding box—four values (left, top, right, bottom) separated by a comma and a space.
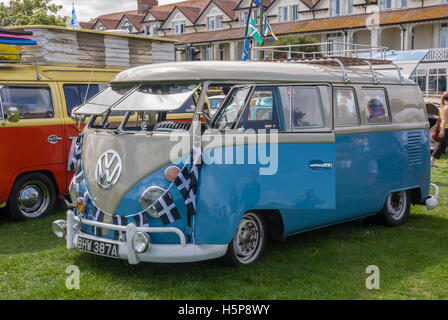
0, 155, 447, 300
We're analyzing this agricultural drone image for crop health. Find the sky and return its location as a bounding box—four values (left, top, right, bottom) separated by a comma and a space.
0, 0, 184, 22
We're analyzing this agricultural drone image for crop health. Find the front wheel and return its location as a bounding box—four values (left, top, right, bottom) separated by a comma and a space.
222, 212, 267, 266
6, 173, 56, 221
377, 190, 410, 227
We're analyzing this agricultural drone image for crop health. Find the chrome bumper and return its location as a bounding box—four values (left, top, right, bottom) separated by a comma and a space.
425, 183, 440, 211
66, 210, 227, 264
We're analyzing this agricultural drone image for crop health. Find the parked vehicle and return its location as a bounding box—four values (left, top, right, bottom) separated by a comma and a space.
0, 63, 125, 220
53, 60, 439, 266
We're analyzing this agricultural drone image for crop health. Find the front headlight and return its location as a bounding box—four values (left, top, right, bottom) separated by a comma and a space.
69, 178, 79, 203
140, 186, 165, 218
52, 220, 67, 238
132, 232, 150, 253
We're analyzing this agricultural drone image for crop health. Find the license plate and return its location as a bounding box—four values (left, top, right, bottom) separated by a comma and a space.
77, 237, 119, 258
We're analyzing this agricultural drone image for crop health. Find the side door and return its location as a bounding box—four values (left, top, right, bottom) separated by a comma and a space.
198, 84, 336, 241
0, 83, 64, 200
59, 83, 99, 192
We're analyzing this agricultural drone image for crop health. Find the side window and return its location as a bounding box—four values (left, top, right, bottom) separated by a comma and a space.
237, 87, 279, 130
0, 86, 54, 119
363, 88, 390, 124
63, 84, 99, 116
290, 86, 324, 129
214, 87, 251, 129
334, 87, 359, 126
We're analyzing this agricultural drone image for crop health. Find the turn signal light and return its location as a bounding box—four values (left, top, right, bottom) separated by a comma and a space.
76, 197, 84, 213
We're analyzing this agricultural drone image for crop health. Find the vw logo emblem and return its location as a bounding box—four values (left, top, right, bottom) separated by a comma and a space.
95, 150, 122, 190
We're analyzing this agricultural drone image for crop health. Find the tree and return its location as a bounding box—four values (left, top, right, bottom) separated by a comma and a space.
0, 0, 66, 27
264, 34, 321, 60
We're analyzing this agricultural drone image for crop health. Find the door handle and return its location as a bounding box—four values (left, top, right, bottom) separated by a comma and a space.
308, 162, 333, 169
48, 135, 62, 144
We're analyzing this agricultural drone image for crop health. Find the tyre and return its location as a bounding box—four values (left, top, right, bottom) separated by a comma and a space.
6, 172, 56, 221
222, 212, 266, 266
377, 190, 410, 227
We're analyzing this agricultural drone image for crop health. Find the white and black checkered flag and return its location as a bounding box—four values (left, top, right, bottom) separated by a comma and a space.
153, 192, 181, 225
72, 134, 84, 183
174, 146, 203, 217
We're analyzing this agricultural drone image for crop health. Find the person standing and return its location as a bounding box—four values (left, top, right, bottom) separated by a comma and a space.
431, 92, 448, 167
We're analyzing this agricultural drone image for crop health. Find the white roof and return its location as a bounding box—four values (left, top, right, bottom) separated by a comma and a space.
111, 61, 414, 85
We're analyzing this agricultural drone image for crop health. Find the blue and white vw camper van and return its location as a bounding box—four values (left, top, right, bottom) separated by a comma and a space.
53, 60, 439, 266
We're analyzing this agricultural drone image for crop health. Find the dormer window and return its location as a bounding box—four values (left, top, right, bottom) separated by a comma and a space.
121, 21, 133, 33
240, 12, 248, 26
173, 20, 186, 34
208, 14, 223, 30
279, 6, 288, 22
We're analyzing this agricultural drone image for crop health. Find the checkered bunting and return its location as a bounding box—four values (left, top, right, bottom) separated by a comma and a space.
112, 215, 127, 240
174, 146, 203, 217
72, 134, 84, 183
153, 192, 181, 226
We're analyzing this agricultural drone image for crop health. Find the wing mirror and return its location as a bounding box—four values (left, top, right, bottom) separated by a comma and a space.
6, 107, 20, 123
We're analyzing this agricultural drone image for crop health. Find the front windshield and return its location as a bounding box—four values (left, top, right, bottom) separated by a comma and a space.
213, 87, 251, 129
111, 83, 199, 112
72, 84, 134, 116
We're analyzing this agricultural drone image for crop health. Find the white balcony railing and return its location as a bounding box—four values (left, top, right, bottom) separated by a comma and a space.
251, 42, 389, 61
423, 48, 448, 62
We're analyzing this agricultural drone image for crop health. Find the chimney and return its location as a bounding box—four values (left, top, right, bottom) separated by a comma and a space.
138, 0, 158, 13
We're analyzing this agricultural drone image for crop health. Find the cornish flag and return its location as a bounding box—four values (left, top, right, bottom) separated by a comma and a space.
72, 134, 83, 183
174, 146, 203, 216
153, 192, 181, 225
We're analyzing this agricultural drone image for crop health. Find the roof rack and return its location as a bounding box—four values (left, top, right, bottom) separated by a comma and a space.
271, 56, 404, 84
0, 52, 40, 81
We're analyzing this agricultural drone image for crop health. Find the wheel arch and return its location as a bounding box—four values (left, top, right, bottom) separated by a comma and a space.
245, 209, 285, 241
8, 169, 61, 201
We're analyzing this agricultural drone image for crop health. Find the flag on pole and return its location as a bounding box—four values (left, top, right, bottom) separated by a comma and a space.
242, 36, 249, 61
248, 17, 263, 45
71, 3, 81, 29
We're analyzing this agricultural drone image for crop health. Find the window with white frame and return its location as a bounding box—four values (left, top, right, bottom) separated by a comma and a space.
173, 20, 186, 34
97, 24, 105, 31
253, 9, 260, 24
326, 33, 343, 55
153, 25, 159, 36
240, 12, 248, 26
331, 0, 341, 16
145, 25, 151, 35
292, 5, 299, 21
278, 6, 289, 22
441, 23, 448, 48
208, 16, 215, 30
395, 0, 407, 8
381, 0, 392, 9
343, 0, 354, 15
208, 14, 223, 30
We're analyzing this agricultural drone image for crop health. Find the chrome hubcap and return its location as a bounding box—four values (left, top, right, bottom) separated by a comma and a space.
387, 191, 407, 220
17, 180, 50, 218
233, 213, 264, 264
